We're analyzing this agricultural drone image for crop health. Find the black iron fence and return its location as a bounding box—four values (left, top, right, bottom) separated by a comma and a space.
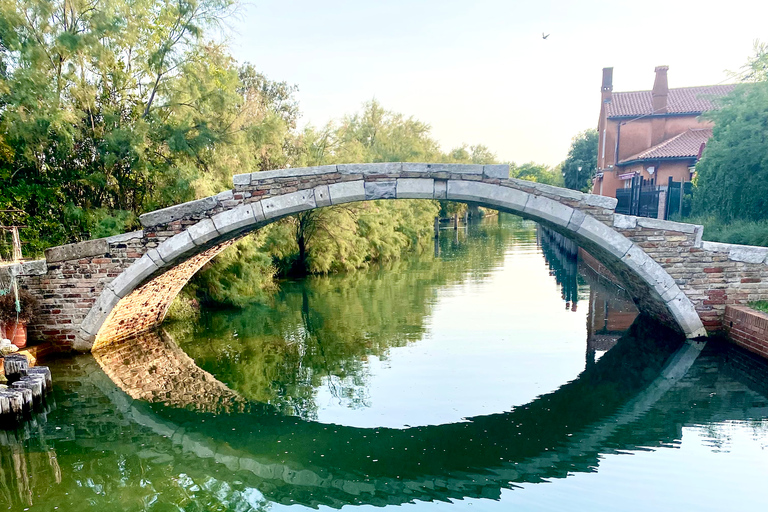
615, 176, 692, 220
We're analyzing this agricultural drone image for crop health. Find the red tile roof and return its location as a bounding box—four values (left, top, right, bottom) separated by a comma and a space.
619, 128, 712, 165
606, 85, 735, 118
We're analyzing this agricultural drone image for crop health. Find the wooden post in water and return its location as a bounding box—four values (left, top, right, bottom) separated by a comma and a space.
434, 217, 439, 238
453, 213, 458, 230
4, 355, 28, 383
13, 377, 43, 408
27, 367, 52, 391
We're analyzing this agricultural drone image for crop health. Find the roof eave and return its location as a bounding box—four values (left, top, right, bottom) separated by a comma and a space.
607, 111, 707, 120
616, 156, 699, 167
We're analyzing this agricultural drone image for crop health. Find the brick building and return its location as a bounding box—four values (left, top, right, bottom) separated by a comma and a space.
592, 66, 733, 198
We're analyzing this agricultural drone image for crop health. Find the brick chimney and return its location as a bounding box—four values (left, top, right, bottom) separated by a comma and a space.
651, 66, 669, 146
601, 67, 613, 102
652, 65, 669, 114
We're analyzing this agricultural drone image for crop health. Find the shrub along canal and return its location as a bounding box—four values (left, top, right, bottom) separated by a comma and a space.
1, 215, 767, 510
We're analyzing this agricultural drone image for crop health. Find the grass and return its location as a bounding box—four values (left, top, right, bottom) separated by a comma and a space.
749, 301, 768, 314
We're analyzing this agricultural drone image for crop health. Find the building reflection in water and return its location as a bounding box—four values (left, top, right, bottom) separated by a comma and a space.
537, 225, 639, 366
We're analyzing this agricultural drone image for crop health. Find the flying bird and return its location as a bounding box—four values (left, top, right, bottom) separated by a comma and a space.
542, 32, 550, 40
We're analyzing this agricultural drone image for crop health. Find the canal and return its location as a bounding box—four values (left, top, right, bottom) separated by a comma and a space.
2, 215, 767, 510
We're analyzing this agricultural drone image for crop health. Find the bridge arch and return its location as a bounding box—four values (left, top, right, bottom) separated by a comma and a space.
78, 163, 705, 351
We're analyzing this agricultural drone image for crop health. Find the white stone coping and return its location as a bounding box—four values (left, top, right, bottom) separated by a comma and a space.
233, 162, 512, 184
139, 196, 219, 228
701, 241, 768, 264
614, 213, 768, 264
0, 259, 47, 277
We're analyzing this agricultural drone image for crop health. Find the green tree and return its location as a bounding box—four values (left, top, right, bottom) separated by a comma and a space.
0, 0, 241, 252
693, 44, 768, 221
511, 161, 564, 186
562, 129, 598, 191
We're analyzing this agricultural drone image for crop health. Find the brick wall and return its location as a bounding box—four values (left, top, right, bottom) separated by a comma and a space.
614, 216, 768, 333
724, 305, 768, 359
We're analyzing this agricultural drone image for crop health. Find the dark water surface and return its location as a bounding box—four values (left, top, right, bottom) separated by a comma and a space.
2, 215, 768, 511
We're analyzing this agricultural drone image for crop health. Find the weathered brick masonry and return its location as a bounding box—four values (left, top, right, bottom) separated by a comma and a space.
724, 305, 768, 360
4, 162, 767, 352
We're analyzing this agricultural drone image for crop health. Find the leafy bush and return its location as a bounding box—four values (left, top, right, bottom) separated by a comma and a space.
689, 216, 768, 247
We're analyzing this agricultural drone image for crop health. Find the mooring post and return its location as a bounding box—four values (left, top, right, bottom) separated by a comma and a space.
3, 354, 28, 383
434, 217, 439, 238
453, 213, 458, 230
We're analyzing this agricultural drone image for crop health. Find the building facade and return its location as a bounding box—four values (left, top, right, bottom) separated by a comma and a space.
592, 66, 733, 198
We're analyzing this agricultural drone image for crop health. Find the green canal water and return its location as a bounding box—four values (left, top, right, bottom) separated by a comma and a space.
2, 215, 768, 510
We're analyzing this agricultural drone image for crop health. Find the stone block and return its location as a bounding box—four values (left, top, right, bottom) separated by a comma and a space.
364, 180, 397, 200
73, 331, 96, 352
523, 195, 574, 228
212, 203, 259, 236
262, 189, 317, 219
584, 194, 618, 209
329, 180, 365, 205
215, 190, 234, 202
636, 217, 697, 234
566, 209, 587, 231
252, 201, 265, 222
665, 290, 708, 338
187, 218, 220, 246
251, 165, 338, 182
396, 178, 434, 199
6, 259, 47, 277
106, 230, 144, 244
79, 288, 120, 336
157, 231, 196, 264
403, 163, 483, 175
694, 225, 704, 248
483, 164, 510, 180
139, 196, 218, 228
145, 248, 166, 266
338, 163, 402, 175
729, 245, 768, 264
434, 180, 447, 199
314, 185, 332, 207
233, 173, 251, 186
45, 239, 109, 263
613, 214, 637, 230
530, 181, 583, 201
107, 254, 159, 298
576, 215, 633, 260
447, 180, 529, 212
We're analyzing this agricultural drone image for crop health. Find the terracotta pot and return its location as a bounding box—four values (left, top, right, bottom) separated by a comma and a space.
7, 321, 27, 349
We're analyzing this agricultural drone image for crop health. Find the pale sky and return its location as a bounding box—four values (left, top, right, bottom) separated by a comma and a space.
224, 0, 768, 166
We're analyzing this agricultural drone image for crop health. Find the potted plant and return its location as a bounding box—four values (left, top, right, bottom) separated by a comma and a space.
0, 289, 38, 349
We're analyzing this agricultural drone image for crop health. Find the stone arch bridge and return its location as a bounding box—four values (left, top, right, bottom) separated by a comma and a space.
4, 163, 768, 351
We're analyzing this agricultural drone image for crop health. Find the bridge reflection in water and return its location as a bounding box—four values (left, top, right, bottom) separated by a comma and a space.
60, 320, 760, 509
